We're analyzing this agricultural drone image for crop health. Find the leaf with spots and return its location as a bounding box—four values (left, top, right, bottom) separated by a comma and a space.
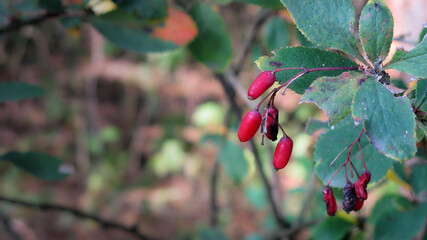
352, 78, 417, 161
280, 0, 365, 63
314, 116, 393, 188
301, 71, 367, 125
255, 47, 357, 94
359, 0, 394, 63
385, 35, 427, 78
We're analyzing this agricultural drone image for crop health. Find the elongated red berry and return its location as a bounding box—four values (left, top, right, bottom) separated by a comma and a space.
248, 71, 276, 100
264, 106, 279, 141
355, 171, 371, 200
353, 198, 364, 211
238, 110, 262, 142
323, 186, 337, 216
343, 181, 356, 213
272, 136, 293, 170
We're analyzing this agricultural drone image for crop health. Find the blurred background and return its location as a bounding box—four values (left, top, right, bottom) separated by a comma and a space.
0, 0, 425, 239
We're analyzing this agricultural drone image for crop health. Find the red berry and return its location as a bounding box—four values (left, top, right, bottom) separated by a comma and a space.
247, 71, 276, 100
272, 136, 293, 170
323, 186, 337, 216
355, 171, 371, 200
238, 110, 262, 142
342, 181, 356, 213
353, 198, 364, 211
264, 106, 279, 141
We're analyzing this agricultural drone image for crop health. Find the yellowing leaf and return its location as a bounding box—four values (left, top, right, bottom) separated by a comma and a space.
386, 169, 412, 190
152, 8, 198, 46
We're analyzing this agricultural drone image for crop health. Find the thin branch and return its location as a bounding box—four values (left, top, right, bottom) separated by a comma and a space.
0, 10, 93, 35
210, 109, 232, 227
0, 196, 153, 240
249, 139, 290, 228
210, 160, 220, 227
232, 9, 274, 76
0, 212, 22, 240
293, 173, 317, 228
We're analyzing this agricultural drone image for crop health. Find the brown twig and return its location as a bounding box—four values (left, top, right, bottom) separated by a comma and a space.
0, 196, 153, 240
210, 109, 232, 226
0, 212, 22, 240
232, 9, 274, 76
0, 10, 93, 35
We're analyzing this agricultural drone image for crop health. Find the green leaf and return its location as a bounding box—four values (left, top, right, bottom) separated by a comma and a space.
385, 35, 427, 78
90, 10, 177, 53
255, 47, 357, 94
352, 78, 417, 160
410, 165, 427, 194
0, 82, 46, 102
374, 203, 427, 240
359, 0, 394, 63
234, 0, 283, 9
305, 119, 328, 136
281, 0, 364, 62
245, 184, 267, 209
0, 152, 72, 180
0, 1, 7, 16
418, 121, 427, 137
296, 29, 317, 48
301, 71, 367, 125
369, 194, 412, 225
198, 228, 229, 240
188, 2, 232, 72
392, 161, 408, 184
311, 217, 354, 240
414, 79, 427, 111
38, 0, 63, 12
263, 17, 290, 51
208, 0, 232, 5
217, 141, 248, 184
113, 0, 167, 19
314, 116, 393, 188
419, 25, 427, 44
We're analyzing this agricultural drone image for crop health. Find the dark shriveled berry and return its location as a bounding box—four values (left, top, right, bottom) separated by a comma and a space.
273, 136, 293, 170
343, 182, 356, 213
247, 71, 276, 100
264, 106, 279, 141
323, 186, 337, 216
238, 110, 262, 142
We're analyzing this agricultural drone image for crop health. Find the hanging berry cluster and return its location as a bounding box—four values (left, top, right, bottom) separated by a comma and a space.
237, 66, 372, 217
323, 129, 371, 216
237, 66, 359, 170
237, 70, 294, 170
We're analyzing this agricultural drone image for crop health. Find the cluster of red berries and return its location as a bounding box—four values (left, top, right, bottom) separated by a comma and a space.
237, 71, 293, 170
323, 170, 371, 216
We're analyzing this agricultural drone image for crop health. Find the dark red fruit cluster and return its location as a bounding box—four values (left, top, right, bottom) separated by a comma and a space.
238, 71, 293, 171
322, 170, 371, 216
323, 186, 337, 216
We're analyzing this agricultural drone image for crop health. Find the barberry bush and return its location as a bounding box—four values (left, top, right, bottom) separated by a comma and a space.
0, 0, 426, 239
